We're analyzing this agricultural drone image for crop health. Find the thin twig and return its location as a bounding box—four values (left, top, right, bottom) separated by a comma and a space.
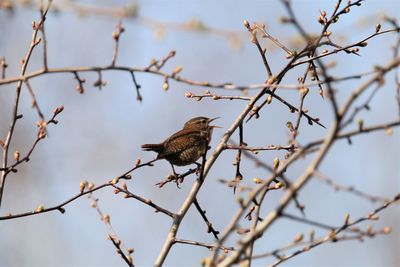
193, 198, 220, 239
174, 238, 234, 252
341, 82, 383, 129
130, 71, 142, 102
313, 171, 391, 203
186, 92, 251, 101
39, 1, 48, 71
112, 184, 175, 218
232, 123, 244, 193
24, 80, 45, 120
225, 144, 296, 152
111, 21, 124, 67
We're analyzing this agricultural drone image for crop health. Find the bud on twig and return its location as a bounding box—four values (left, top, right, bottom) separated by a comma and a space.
382, 226, 392, 234
79, 180, 88, 193
163, 82, 169, 91
286, 121, 294, 132
273, 157, 280, 172
266, 95, 273, 104
35, 204, 45, 213
103, 214, 110, 224
253, 177, 263, 184
172, 65, 183, 76
344, 213, 350, 225
88, 182, 95, 190
13, 150, 20, 161
293, 233, 303, 243
135, 158, 141, 166
111, 177, 119, 184
309, 229, 315, 242
53, 105, 64, 115
274, 182, 284, 189
375, 23, 381, 33
243, 20, 250, 29
358, 118, 364, 131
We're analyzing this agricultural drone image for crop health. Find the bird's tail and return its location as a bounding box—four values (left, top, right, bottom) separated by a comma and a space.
141, 143, 164, 153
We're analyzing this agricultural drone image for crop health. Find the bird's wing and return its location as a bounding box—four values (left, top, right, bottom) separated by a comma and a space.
160, 129, 204, 157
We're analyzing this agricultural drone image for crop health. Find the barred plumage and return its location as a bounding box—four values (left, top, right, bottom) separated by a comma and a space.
141, 117, 218, 171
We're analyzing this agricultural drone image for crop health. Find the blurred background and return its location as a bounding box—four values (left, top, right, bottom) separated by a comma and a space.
0, 0, 399, 266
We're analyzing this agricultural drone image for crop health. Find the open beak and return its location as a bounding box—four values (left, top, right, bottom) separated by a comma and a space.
208, 117, 222, 128
208, 117, 220, 123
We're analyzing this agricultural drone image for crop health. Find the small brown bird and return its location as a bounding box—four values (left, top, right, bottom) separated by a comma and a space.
141, 116, 219, 174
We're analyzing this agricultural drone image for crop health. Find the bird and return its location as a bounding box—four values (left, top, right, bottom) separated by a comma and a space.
141, 116, 219, 175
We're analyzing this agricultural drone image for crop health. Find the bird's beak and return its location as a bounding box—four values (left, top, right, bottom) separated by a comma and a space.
208, 117, 222, 128
208, 117, 220, 123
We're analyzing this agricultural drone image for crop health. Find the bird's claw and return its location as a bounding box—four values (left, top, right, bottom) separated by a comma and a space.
156, 173, 183, 188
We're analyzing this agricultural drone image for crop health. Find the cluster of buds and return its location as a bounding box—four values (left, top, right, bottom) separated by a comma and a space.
79, 179, 94, 193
